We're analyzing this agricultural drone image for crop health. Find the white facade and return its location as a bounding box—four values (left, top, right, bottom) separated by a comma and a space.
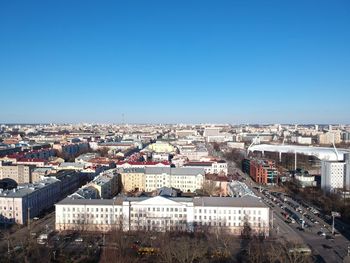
184, 161, 228, 175
55, 196, 269, 236
145, 167, 204, 192
290, 136, 312, 145
321, 154, 350, 192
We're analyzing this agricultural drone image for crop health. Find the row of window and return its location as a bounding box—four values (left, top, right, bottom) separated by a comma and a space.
131, 207, 187, 212
62, 207, 122, 213
195, 209, 262, 215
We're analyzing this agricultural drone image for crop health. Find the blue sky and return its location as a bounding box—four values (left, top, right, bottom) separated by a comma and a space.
0, 0, 349, 124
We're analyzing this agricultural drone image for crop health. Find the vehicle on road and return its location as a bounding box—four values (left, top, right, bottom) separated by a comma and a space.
75, 237, 83, 242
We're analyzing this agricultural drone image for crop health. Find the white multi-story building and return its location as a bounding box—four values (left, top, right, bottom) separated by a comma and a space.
184, 161, 228, 175
55, 195, 269, 236
290, 136, 312, 145
145, 167, 205, 192
321, 154, 350, 192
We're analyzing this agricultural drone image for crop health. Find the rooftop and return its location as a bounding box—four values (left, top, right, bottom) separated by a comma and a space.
0, 177, 60, 198
145, 167, 205, 176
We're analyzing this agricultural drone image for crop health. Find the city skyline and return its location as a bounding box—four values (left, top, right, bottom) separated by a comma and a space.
1, 1, 349, 123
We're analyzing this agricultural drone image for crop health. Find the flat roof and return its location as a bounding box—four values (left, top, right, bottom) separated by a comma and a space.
193, 196, 267, 208
249, 144, 350, 161
145, 167, 205, 176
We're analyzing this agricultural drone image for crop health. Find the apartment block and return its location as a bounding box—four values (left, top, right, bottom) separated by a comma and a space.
88, 169, 120, 199
184, 160, 228, 175
243, 159, 278, 185
120, 168, 146, 192
144, 167, 205, 192
321, 154, 350, 192
0, 163, 35, 184
0, 177, 61, 224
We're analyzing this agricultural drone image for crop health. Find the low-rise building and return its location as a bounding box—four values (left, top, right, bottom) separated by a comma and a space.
55, 195, 269, 236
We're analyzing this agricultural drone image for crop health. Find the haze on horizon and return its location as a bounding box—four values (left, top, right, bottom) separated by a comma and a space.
0, 1, 349, 124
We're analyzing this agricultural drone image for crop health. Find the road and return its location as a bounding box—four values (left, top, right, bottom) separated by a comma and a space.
208, 144, 350, 262
236, 166, 350, 262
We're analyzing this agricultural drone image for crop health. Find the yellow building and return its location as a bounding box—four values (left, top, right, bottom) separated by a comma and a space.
120, 168, 145, 192
89, 170, 120, 199
147, 141, 176, 153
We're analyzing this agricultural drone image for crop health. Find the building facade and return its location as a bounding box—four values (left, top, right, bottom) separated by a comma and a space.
88, 169, 120, 199
321, 154, 350, 192
0, 177, 61, 224
144, 167, 205, 192
120, 168, 146, 192
184, 161, 228, 175
243, 159, 278, 185
55, 195, 269, 236
0, 163, 34, 184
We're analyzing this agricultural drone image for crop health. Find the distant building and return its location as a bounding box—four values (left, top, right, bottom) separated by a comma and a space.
178, 144, 209, 161
184, 160, 228, 175
203, 127, 220, 137
318, 131, 341, 145
147, 141, 176, 154
53, 142, 89, 158
290, 136, 312, 145
55, 195, 269, 236
57, 162, 86, 171
227, 142, 245, 149
0, 162, 35, 183
175, 130, 198, 138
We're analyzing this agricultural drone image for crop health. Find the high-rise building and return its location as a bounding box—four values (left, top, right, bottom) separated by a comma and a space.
321, 154, 350, 192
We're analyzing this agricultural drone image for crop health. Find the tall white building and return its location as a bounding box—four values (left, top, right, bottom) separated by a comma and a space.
321, 154, 350, 192
55, 195, 269, 236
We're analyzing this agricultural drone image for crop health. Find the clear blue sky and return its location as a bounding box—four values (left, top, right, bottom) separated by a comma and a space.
0, 1, 349, 124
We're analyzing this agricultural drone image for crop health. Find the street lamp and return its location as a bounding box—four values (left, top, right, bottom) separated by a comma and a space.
331, 211, 341, 235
